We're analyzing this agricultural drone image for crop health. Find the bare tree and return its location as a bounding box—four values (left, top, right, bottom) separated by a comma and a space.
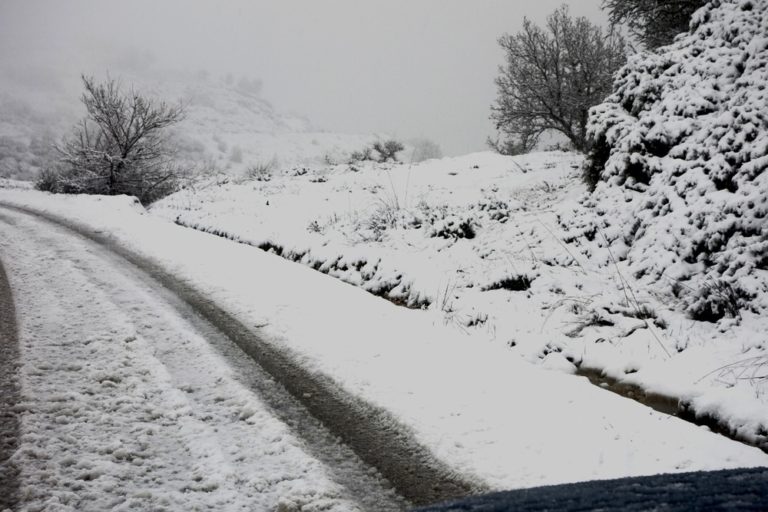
490, 5, 626, 153
602, 0, 706, 50
49, 75, 184, 204
372, 139, 405, 163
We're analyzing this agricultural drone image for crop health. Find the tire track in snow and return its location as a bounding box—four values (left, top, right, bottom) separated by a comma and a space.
0, 203, 485, 508
0, 221, 21, 511
2, 210, 397, 510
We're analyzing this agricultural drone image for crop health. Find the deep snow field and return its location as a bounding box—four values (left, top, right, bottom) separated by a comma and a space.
150, 150, 768, 449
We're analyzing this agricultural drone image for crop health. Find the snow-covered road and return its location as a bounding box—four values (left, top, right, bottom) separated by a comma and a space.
0, 207, 417, 511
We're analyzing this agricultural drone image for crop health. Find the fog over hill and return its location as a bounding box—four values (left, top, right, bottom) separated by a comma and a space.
0, 0, 605, 166
0, 68, 380, 180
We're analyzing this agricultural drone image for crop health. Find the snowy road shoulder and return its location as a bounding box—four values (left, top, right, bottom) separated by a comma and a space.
1, 191, 767, 496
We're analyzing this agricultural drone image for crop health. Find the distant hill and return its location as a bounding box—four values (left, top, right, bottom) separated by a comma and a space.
0, 71, 377, 180
0, 92, 75, 180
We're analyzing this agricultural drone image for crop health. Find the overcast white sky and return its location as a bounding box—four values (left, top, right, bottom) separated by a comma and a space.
0, 0, 605, 155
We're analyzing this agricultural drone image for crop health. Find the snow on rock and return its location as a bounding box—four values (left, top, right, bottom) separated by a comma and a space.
570, 0, 768, 321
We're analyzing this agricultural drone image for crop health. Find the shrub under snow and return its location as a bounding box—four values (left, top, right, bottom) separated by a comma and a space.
568, 0, 768, 320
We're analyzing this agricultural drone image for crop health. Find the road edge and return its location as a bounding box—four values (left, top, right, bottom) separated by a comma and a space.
0, 248, 20, 511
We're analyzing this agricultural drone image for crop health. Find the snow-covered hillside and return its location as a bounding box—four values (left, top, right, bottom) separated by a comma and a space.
0, 93, 73, 180
152, 148, 768, 450
155, 151, 582, 309
151, 74, 379, 171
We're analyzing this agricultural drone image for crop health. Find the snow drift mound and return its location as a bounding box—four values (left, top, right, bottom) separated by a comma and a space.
564, 0, 768, 321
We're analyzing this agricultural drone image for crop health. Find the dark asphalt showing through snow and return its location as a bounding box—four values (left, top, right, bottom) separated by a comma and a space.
0, 226, 20, 511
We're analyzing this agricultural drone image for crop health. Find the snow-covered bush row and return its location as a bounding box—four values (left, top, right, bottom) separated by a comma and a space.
172, 217, 432, 309
426, 215, 477, 240
419, 204, 478, 240
357, 201, 480, 241
357, 206, 422, 242
0, 178, 34, 190
473, 197, 513, 223
568, 0, 768, 321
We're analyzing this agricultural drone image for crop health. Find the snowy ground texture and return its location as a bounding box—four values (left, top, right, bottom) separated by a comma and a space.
150, 146, 768, 451
1, 159, 767, 509
1, 1, 767, 502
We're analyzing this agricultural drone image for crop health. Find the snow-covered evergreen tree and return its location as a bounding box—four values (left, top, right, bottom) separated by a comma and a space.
567, 0, 768, 320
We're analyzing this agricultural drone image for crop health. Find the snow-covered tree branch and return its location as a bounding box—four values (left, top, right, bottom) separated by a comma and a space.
43, 76, 185, 204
